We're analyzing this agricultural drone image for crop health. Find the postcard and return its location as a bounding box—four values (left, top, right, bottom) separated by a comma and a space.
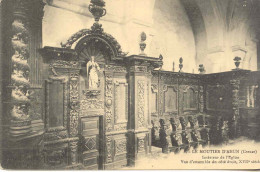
0, 0, 259, 170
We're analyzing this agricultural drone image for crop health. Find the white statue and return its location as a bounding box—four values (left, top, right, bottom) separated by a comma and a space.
86, 56, 100, 89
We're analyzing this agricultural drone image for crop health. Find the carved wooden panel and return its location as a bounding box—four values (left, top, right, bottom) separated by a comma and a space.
114, 81, 128, 124
183, 86, 198, 110
115, 138, 127, 155
105, 73, 113, 132
80, 116, 100, 169
137, 80, 146, 128
105, 136, 113, 163
137, 135, 146, 154
206, 84, 232, 111
151, 84, 158, 114
164, 86, 177, 113
45, 76, 68, 129
109, 134, 128, 168
49, 81, 64, 127
44, 143, 69, 167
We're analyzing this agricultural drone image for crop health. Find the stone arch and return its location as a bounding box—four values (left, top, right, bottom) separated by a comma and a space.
180, 0, 208, 67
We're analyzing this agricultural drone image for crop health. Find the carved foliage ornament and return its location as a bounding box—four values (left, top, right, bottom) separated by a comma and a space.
137, 137, 145, 152
106, 136, 113, 163
81, 99, 103, 112
69, 73, 80, 137
60, 29, 126, 57
51, 60, 80, 69
199, 86, 204, 113
115, 139, 127, 155
105, 74, 113, 132
70, 141, 78, 165
114, 81, 128, 124
105, 65, 126, 72
10, 18, 31, 122
137, 81, 146, 128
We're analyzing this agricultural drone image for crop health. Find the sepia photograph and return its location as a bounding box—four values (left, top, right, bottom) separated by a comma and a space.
0, 0, 260, 170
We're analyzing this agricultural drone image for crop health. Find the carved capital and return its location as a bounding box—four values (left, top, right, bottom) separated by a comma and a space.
13, 0, 45, 21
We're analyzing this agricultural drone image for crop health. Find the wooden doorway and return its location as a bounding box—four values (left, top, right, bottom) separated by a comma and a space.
79, 116, 103, 170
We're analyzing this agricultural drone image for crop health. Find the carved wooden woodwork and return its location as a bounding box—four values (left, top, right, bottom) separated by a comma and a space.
45, 76, 68, 129
151, 84, 158, 115
69, 72, 80, 137
182, 86, 198, 110
114, 81, 128, 125
40, 20, 164, 169
105, 72, 113, 133
151, 72, 210, 152
80, 116, 100, 169
164, 85, 178, 113
206, 84, 232, 111
137, 80, 146, 128
230, 79, 241, 138
5, 0, 260, 170
1, 0, 45, 169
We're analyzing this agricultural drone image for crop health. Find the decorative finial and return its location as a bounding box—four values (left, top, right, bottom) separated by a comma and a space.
159, 54, 163, 60
198, 64, 205, 74
89, 0, 106, 22
139, 32, 147, 56
179, 57, 183, 72
233, 56, 241, 70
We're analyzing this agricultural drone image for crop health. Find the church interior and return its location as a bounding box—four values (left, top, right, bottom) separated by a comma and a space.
0, 0, 260, 170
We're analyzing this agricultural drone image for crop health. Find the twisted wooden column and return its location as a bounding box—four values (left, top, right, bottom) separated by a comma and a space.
5, 0, 45, 140
9, 16, 31, 138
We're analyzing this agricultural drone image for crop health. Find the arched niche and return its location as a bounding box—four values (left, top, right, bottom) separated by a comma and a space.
61, 25, 127, 61
60, 25, 128, 90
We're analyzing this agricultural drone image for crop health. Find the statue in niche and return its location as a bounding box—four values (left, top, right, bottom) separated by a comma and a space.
86, 56, 100, 89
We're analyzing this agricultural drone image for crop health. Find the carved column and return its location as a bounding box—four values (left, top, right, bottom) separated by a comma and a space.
69, 71, 80, 165
199, 86, 204, 113
127, 61, 149, 165
1, 0, 45, 169
127, 56, 162, 165
69, 140, 78, 165
104, 70, 113, 167
230, 79, 241, 138
9, 11, 31, 138
0, 0, 44, 139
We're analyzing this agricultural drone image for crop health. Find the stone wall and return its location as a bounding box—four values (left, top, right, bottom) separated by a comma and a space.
42, 0, 196, 73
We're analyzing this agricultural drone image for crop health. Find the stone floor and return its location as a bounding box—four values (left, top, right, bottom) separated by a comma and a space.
123, 137, 260, 170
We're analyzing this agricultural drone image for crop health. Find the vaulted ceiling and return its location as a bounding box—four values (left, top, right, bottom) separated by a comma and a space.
43, 0, 260, 72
